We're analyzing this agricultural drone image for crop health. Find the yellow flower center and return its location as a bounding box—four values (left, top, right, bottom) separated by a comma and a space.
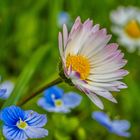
125, 20, 140, 38
17, 119, 28, 129
55, 99, 63, 107
66, 55, 90, 80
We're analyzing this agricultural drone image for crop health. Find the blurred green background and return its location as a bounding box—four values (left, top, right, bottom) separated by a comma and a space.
0, 0, 140, 140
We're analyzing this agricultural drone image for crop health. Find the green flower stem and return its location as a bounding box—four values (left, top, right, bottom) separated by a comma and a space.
17, 77, 63, 106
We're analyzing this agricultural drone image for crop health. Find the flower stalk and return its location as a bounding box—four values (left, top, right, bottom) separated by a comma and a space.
17, 77, 63, 106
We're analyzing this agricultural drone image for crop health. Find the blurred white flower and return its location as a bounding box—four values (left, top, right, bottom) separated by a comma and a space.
0, 81, 14, 99
110, 6, 140, 53
58, 12, 70, 27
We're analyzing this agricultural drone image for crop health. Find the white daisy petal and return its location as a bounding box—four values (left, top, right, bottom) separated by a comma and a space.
80, 82, 108, 92
90, 60, 127, 75
88, 70, 128, 81
89, 43, 118, 63
81, 31, 111, 57
93, 90, 117, 103
58, 32, 64, 60
92, 24, 100, 33
86, 92, 104, 109
63, 24, 68, 47
70, 16, 81, 35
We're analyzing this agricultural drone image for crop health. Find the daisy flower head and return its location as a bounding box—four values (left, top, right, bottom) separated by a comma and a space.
38, 86, 82, 113
0, 80, 14, 99
110, 6, 140, 53
0, 105, 48, 140
58, 17, 128, 109
92, 111, 131, 137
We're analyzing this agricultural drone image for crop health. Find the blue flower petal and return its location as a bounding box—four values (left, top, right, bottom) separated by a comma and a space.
25, 110, 47, 127
25, 127, 48, 139
44, 86, 64, 106
3, 125, 28, 140
111, 120, 131, 137
1, 105, 48, 140
0, 106, 25, 126
58, 12, 70, 27
112, 120, 130, 131
0, 81, 14, 99
52, 106, 70, 113
112, 130, 131, 137
63, 92, 82, 108
0, 89, 7, 98
92, 111, 112, 130
38, 97, 55, 111
38, 97, 69, 113
92, 112, 131, 137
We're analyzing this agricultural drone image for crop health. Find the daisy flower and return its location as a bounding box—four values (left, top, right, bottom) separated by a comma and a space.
110, 6, 140, 53
0, 105, 48, 140
92, 111, 131, 137
58, 17, 128, 109
38, 86, 82, 113
0, 80, 14, 99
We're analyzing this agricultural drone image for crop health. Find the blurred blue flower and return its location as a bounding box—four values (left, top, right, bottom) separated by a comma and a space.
58, 12, 70, 27
92, 111, 131, 137
0, 105, 48, 140
0, 77, 7, 98
38, 86, 82, 113
0, 89, 6, 98
0, 81, 14, 99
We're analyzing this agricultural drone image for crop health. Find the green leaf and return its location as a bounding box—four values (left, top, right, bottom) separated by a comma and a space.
0, 129, 5, 140
2, 45, 49, 108
52, 115, 79, 133
77, 127, 86, 140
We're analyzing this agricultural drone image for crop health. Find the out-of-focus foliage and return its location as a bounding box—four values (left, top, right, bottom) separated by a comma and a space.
0, 0, 140, 139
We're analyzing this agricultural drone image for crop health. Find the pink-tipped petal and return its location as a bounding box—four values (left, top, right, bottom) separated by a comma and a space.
70, 71, 81, 79
86, 92, 104, 109
58, 32, 64, 61
83, 19, 93, 30
94, 90, 117, 103
63, 24, 68, 48
70, 16, 81, 34
92, 24, 100, 33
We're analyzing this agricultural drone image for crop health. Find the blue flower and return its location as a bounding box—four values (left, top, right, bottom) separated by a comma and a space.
0, 81, 14, 99
92, 111, 131, 137
0, 77, 7, 98
38, 86, 82, 113
0, 105, 48, 140
0, 89, 7, 98
58, 12, 70, 27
